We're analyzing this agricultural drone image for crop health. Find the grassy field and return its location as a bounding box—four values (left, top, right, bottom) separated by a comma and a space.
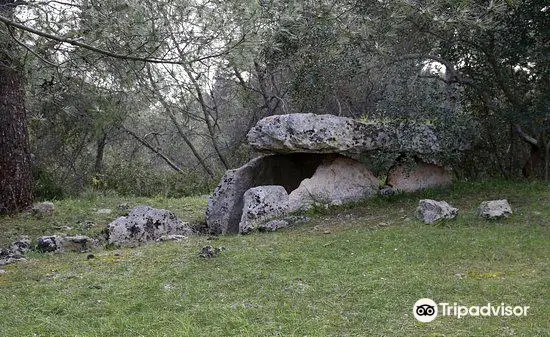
0, 180, 548, 336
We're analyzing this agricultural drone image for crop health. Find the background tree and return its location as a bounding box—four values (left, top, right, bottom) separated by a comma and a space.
0, 0, 33, 214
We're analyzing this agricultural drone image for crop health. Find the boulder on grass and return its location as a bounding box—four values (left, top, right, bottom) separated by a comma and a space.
32, 202, 55, 216
478, 200, 512, 219
416, 199, 458, 224
239, 186, 289, 234
107, 206, 193, 247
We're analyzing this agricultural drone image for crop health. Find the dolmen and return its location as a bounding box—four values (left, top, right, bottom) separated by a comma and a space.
206, 113, 465, 234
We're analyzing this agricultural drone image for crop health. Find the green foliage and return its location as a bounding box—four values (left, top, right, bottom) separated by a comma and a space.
32, 165, 64, 201
103, 162, 217, 198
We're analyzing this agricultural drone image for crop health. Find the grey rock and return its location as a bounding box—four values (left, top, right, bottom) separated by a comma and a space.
416, 199, 458, 224
379, 187, 396, 197
239, 186, 289, 234
9, 236, 31, 255
258, 219, 289, 232
0, 257, 26, 267
59, 235, 96, 252
32, 202, 55, 216
96, 208, 112, 216
107, 206, 193, 246
478, 200, 512, 219
37, 235, 62, 252
0, 269, 6, 274
199, 245, 225, 258
387, 161, 452, 193
37, 235, 95, 252
288, 156, 380, 211
206, 153, 329, 234
246, 114, 459, 158
247, 113, 392, 155
0, 248, 26, 266
80, 221, 95, 231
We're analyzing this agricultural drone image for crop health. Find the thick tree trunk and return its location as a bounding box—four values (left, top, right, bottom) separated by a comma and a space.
0, 63, 33, 214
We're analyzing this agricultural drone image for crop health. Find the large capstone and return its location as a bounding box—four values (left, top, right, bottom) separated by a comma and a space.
206, 153, 330, 234
288, 156, 380, 211
246, 113, 453, 159
107, 206, 193, 246
247, 113, 392, 155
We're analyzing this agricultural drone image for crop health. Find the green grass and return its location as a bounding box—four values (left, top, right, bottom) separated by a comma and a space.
0, 180, 549, 336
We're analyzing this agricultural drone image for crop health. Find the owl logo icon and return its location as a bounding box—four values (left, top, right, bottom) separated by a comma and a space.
413, 298, 438, 322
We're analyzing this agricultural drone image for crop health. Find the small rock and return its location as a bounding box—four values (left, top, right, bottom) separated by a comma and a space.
61, 235, 96, 252
0, 254, 26, 267
96, 208, 112, 216
37, 236, 62, 252
416, 199, 458, 224
156, 235, 188, 242
199, 245, 225, 258
31, 201, 55, 216
9, 236, 31, 255
379, 187, 396, 197
37, 235, 95, 253
258, 220, 289, 232
478, 200, 513, 219
86, 254, 95, 260
0, 269, 6, 274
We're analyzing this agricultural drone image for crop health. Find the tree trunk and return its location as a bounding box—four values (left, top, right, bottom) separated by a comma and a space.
0, 63, 33, 214
94, 132, 107, 174
522, 144, 542, 179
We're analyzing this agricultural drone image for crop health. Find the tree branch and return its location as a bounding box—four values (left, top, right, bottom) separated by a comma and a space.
124, 127, 185, 174
6, 25, 58, 67
0, 13, 239, 66
513, 123, 538, 147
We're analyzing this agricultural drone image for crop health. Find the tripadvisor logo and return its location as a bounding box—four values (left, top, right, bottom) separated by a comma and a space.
413, 298, 438, 323
413, 298, 530, 322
